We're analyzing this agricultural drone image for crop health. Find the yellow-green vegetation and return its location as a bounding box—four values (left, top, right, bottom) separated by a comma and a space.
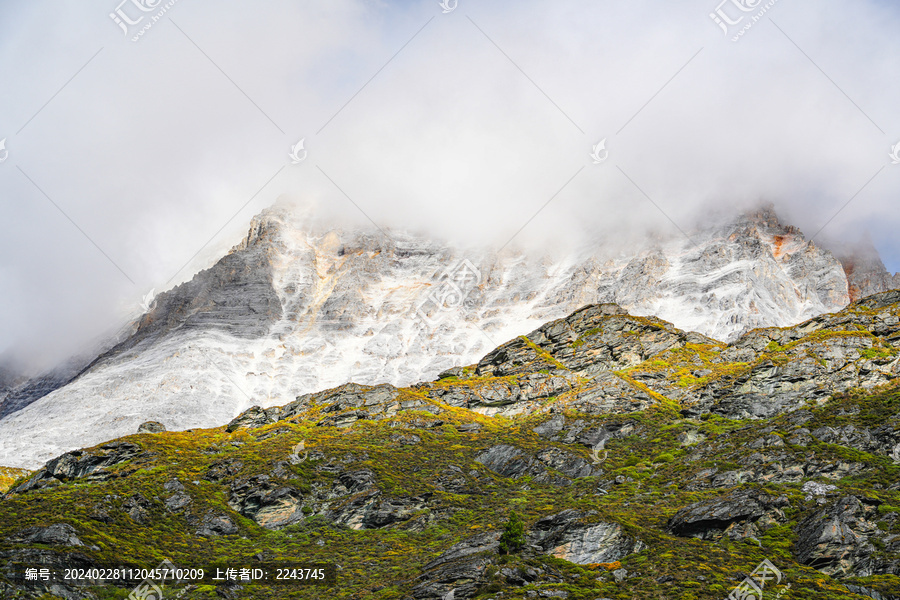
618, 326, 898, 402
782, 329, 877, 350
429, 372, 518, 390
2, 385, 899, 598
518, 336, 569, 371
623, 343, 738, 381
613, 371, 675, 407
0, 466, 30, 493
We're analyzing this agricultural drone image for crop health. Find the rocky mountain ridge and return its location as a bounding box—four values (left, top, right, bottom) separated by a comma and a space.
0, 203, 896, 469
3, 290, 900, 598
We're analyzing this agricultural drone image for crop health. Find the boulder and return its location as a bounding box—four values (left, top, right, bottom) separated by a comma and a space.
228, 475, 303, 529
123, 493, 153, 524
527, 510, 643, 564
280, 383, 405, 423
196, 513, 239, 537
7, 523, 83, 547
9, 442, 146, 494
361, 495, 431, 529
165, 491, 192, 513
136, 421, 166, 434
226, 406, 277, 432
474, 444, 597, 485
668, 489, 788, 541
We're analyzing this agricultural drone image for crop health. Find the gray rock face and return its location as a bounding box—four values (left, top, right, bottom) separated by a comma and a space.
0, 363, 85, 421
476, 304, 695, 379
474, 445, 536, 478
413, 532, 500, 599
165, 490, 192, 513
474, 444, 597, 485
667, 489, 789, 541
129, 222, 284, 345
615, 289, 900, 421
421, 372, 578, 416
204, 459, 244, 483
123, 493, 152, 524
9, 442, 147, 494
361, 495, 431, 529
228, 475, 304, 530
843, 583, 900, 600
7, 524, 83, 547
423, 532, 501, 571
808, 424, 900, 458
795, 495, 900, 577
226, 406, 277, 432
528, 511, 644, 564
222, 463, 434, 533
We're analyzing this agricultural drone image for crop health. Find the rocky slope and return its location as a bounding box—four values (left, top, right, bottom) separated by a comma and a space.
2, 291, 900, 599
3, 203, 893, 470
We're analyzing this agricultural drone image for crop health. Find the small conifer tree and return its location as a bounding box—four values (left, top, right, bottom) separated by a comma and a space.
499, 511, 525, 554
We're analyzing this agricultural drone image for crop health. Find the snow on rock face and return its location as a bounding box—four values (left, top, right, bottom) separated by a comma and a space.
0, 204, 858, 468
581, 209, 850, 339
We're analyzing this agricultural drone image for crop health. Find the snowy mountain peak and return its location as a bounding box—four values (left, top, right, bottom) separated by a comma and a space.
0, 203, 895, 468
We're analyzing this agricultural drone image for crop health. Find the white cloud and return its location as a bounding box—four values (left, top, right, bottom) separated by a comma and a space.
0, 0, 898, 371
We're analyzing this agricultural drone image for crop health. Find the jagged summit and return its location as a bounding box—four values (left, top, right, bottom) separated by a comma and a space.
0, 202, 896, 468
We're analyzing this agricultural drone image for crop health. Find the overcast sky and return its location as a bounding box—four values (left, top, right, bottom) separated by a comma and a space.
1, 0, 898, 372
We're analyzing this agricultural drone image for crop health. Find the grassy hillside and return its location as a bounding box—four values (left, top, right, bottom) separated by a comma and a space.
2, 294, 900, 599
